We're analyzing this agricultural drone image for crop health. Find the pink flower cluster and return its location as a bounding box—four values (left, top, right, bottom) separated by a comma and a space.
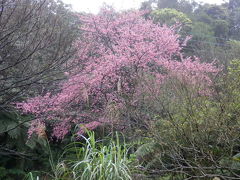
16, 8, 220, 140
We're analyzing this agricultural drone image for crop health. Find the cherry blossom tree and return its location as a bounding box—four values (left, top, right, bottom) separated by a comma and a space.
16, 8, 220, 139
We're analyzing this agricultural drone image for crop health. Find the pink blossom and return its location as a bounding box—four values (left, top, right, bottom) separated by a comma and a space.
15, 8, 220, 139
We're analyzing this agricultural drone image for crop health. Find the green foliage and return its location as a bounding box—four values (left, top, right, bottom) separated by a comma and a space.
186, 21, 216, 59
0, 167, 8, 179
0, 111, 30, 179
0, 166, 26, 180
151, 8, 192, 35
229, 1, 240, 39
205, 5, 228, 20
214, 19, 229, 41
0, 111, 68, 180
227, 40, 240, 60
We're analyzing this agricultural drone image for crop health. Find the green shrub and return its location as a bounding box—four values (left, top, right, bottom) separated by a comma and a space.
136, 60, 240, 179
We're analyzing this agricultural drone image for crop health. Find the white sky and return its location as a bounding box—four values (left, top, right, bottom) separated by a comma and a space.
62, 0, 226, 14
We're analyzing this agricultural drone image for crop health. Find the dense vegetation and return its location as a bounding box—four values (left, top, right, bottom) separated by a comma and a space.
1, 0, 240, 179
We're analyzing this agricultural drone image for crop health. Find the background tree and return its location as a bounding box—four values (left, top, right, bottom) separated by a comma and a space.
0, 0, 79, 110
156, 0, 197, 15
0, 0, 80, 178
151, 8, 192, 36
229, 0, 240, 39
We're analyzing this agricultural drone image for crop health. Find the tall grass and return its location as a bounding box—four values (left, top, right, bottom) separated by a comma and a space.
40, 131, 133, 180
69, 131, 132, 180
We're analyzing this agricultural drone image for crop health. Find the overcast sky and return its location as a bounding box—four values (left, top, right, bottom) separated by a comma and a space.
62, 0, 226, 14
